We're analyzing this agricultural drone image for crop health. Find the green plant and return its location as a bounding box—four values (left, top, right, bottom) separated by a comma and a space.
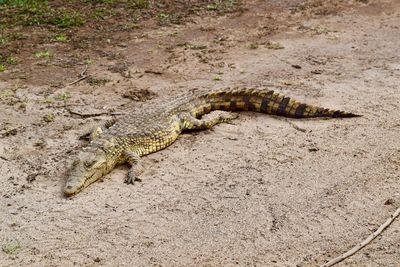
0, 89, 15, 99
206, 3, 218, 11
83, 0, 114, 3
43, 112, 55, 122
157, 12, 182, 26
2, 241, 20, 254
6, 56, 18, 64
206, 0, 242, 13
7, 0, 53, 26
54, 91, 71, 101
129, 0, 150, 9
248, 43, 258, 49
158, 13, 169, 22
35, 51, 51, 59
0, 36, 6, 44
50, 11, 85, 28
0, 64, 6, 72
55, 34, 68, 42
34, 50, 51, 58
91, 8, 115, 20
84, 59, 94, 65
266, 41, 284, 50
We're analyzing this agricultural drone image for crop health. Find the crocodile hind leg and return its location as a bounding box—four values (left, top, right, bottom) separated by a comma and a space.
125, 151, 144, 184
182, 110, 238, 130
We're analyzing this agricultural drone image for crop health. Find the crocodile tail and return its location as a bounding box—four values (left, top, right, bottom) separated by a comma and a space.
203, 88, 360, 118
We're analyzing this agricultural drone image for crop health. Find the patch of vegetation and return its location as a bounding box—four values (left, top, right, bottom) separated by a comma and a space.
43, 90, 71, 103
1, 0, 53, 26
34, 50, 51, 59
55, 34, 68, 42
0, 36, 6, 44
0, 1, 85, 28
84, 59, 94, 65
7, 56, 18, 64
206, 0, 242, 14
82, 0, 151, 8
310, 26, 334, 35
248, 43, 258, 49
157, 12, 183, 26
54, 91, 71, 101
91, 8, 115, 20
0, 89, 15, 99
0, 32, 27, 45
0, 0, 244, 70
0, 0, 243, 35
50, 10, 85, 28
168, 31, 177, 37
125, 22, 141, 29
265, 41, 284, 50
0, 64, 6, 72
43, 112, 55, 122
83, 0, 115, 4
129, 0, 151, 9
2, 241, 21, 254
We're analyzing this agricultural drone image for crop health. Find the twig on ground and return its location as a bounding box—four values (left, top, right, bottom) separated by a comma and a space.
0, 155, 10, 161
49, 103, 86, 109
110, 112, 127, 116
68, 76, 89, 86
287, 120, 307, 132
144, 69, 163, 75
68, 65, 90, 86
80, 65, 88, 77
321, 207, 400, 267
66, 107, 126, 118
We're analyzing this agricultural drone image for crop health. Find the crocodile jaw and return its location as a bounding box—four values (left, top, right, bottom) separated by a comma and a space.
64, 169, 103, 197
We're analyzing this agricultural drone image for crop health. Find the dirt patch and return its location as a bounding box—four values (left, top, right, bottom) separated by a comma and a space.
1, 0, 400, 266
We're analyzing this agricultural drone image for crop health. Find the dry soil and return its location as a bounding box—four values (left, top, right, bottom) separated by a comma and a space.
1, 0, 399, 266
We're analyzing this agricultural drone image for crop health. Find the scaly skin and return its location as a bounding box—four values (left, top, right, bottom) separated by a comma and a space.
64, 88, 359, 196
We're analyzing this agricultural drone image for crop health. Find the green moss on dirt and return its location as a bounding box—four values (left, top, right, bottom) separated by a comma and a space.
0, 0, 243, 69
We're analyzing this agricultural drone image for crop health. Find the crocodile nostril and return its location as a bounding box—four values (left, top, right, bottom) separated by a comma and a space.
66, 185, 72, 189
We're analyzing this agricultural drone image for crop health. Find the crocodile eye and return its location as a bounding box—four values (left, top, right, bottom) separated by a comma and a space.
84, 161, 95, 168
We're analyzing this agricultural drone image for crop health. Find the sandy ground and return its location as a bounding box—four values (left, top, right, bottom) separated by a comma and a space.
1, 0, 400, 266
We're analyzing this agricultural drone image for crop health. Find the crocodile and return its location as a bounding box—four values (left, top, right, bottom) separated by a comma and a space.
64, 87, 359, 196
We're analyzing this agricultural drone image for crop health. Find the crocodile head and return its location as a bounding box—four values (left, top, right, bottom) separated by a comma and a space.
64, 149, 109, 197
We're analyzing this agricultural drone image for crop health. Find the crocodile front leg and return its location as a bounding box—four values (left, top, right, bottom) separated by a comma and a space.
125, 151, 144, 184
80, 118, 117, 141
